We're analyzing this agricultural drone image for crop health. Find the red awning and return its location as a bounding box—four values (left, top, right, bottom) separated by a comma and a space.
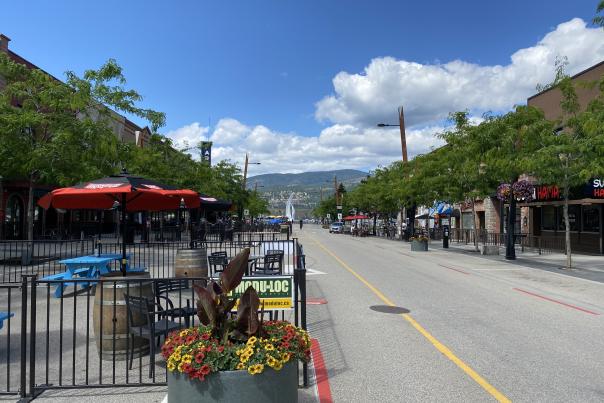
343, 215, 369, 220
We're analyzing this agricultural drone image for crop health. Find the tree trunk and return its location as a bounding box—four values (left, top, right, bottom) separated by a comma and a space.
505, 195, 516, 260
27, 179, 35, 241
471, 199, 479, 252
564, 187, 572, 269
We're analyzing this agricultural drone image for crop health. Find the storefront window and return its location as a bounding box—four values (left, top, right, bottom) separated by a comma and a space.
462, 212, 474, 229
582, 205, 600, 232
557, 205, 580, 231
542, 206, 555, 230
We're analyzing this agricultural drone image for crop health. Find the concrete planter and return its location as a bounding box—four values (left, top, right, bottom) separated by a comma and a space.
410, 240, 428, 251
167, 362, 298, 403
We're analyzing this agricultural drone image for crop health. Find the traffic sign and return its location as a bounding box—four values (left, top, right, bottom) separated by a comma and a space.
337, 213, 342, 220
243, 209, 250, 217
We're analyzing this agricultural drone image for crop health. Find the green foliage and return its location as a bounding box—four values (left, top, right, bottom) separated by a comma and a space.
594, 0, 604, 27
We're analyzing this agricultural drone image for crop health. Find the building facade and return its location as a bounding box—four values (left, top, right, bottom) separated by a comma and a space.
0, 34, 151, 239
522, 61, 604, 254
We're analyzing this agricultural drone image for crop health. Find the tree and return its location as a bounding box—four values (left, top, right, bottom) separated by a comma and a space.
594, 0, 604, 27
438, 112, 500, 250
528, 73, 604, 269
482, 105, 549, 259
0, 54, 165, 240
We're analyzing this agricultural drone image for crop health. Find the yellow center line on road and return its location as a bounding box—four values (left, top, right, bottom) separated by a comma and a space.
312, 238, 511, 403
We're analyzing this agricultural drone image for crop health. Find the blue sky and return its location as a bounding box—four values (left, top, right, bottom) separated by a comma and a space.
1, 1, 602, 174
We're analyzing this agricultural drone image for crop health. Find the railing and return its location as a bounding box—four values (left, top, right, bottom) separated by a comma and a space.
449, 229, 566, 254
0, 240, 96, 283
0, 281, 23, 397
0, 238, 298, 283
0, 247, 308, 399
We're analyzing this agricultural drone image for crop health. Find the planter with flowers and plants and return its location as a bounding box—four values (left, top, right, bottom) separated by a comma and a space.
162, 248, 310, 403
410, 235, 429, 251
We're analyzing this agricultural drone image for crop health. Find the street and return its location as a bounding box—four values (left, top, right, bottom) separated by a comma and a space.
298, 225, 604, 402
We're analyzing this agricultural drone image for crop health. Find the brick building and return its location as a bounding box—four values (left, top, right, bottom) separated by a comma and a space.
521, 61, 604, 254
0, 34, 152, 239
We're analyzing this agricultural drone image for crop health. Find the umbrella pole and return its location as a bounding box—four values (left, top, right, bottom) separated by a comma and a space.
121, 193, 127, 275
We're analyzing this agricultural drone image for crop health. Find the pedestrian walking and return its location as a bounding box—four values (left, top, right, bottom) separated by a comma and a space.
299, 219, 303, 229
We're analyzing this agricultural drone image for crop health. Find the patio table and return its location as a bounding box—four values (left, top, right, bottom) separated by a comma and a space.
0, 311, 14, 330
43, 254, 143, 298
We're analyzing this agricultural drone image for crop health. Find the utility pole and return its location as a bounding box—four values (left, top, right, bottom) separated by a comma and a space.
398, 106, 408, 163
242, 153, 249, 190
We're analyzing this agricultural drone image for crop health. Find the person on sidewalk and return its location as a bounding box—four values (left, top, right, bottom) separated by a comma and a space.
299, 219, 303, 230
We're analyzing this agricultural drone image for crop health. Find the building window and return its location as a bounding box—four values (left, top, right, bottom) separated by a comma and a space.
557, 205, 580, 231
462, 212, 474, 229
542, 206, 555, 230
582, 205, 600, 232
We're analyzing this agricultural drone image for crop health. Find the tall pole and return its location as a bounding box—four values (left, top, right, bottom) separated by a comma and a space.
399, 106, 408, 163
242, 153, 249, 190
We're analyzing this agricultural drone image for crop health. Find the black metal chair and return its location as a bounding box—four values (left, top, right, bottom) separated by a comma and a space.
208, 255, 228, 275
154, 279, 197, 327
125, 295, 181, 378
252, 253, 283, 275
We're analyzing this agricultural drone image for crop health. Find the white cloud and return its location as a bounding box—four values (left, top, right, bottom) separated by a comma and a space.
166, 18, 604, 174
196, 118, 444, 175
165, 122, 209, 150
315, 18, 604, 128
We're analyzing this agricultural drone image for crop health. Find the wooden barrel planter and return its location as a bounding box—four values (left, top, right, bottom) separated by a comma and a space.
175, 248, 208, 282
93, 271, 153, 361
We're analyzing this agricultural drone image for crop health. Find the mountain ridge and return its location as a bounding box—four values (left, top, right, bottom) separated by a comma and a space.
248, 169, 368, 189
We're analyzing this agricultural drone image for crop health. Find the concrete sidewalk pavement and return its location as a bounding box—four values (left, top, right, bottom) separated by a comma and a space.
430, 240, 604, 283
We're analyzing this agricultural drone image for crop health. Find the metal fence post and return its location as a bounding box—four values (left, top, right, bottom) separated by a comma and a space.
28, 274, 37, 398
19, 275, 28, 399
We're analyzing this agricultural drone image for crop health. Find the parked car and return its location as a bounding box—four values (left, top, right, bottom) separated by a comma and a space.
329, 222, 344, 233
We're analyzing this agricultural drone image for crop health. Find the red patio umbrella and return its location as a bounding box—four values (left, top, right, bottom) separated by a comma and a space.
38, 170, 200, 275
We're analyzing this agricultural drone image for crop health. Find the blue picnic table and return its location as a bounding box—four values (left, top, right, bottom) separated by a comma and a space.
42, 254, 146, 298
0, 311, 14, 330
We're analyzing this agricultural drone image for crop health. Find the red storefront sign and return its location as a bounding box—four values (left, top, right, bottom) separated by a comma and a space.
535, 185, 561, 201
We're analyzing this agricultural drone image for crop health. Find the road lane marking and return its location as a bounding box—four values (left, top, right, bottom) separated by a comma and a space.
313, 239, 511, 403
513, 288, 600, 316
438, 264, 470, 275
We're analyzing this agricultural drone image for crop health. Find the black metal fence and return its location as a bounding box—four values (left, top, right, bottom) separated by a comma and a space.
1, 236, 295, 283
449, 229, 566, 254
0, 248, 308, 399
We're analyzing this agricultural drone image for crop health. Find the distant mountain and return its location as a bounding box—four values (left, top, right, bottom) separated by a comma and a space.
248, 169, 368, 190
248, 169, 369, 217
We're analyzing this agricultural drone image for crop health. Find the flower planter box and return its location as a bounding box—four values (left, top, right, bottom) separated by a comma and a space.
167, 362, 298, 403
410, 240, 428, 251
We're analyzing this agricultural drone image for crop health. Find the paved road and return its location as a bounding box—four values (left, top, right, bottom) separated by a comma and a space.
297, 225, 604, 402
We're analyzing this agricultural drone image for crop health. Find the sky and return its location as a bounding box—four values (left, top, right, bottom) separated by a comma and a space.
1, 1, 603, 176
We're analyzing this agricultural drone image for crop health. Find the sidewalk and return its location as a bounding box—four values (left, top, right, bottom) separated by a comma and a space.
430, 240, 604, 283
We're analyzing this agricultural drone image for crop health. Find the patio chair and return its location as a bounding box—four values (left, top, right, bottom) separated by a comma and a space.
125, 295, 181, 378
208, 255, 228, 275
252, 253, 283, 276
154, 279, 197, 327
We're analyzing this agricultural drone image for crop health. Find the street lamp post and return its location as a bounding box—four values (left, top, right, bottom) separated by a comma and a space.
242, 153, 261, 190
377, 106, 413, 240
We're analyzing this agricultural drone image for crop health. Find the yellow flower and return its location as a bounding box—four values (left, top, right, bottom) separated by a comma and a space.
281, 353, 290, 362
167, 362, 176, 371
236, 348, 244, 356
181, 354, 192, 364
179, 330, 188, 338
236, 362, 245, 370
264, 344, 275, 351
247, 336, 258, 346
177, 362, 185, 372
273, 361, 283, 371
